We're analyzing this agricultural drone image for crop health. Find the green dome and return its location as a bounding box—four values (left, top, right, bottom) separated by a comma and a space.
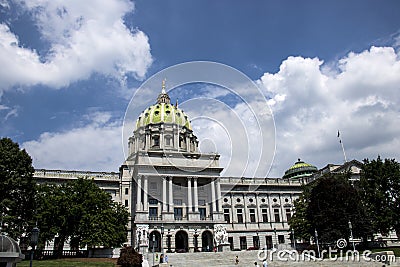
283, 158, 318, 179
135, 102, 192, 130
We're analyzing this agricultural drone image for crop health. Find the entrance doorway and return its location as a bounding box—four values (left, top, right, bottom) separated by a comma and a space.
201, 230, 214, 252
175, 230, 188, 252
149, 231, 161, 252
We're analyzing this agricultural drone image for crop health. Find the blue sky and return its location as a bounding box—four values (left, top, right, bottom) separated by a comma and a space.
1, 0, 400, 177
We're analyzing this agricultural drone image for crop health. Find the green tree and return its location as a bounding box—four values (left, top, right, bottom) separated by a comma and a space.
288, 186, 313, 241
35, 178, 129, 255
307, 173, 372, 244
289, 173, 372, 245
360, 156, 400, 238
0, 137, 36, 239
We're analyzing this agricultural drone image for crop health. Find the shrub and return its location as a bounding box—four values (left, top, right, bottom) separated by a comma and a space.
117, 246, 142, 267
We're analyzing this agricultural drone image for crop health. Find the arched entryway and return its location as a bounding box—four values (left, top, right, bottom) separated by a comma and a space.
201, 230, 214, 252
149, 231, 161, 252
175, 230, 188, 252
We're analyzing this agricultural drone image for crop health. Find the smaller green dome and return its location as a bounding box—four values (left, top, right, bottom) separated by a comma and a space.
283, 158, 318, 179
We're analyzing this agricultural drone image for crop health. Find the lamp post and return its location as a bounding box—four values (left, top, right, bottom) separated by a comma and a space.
291, 228, 296, 250
273, 228, 277, 250
194, 228, 198, 252
348, 220, 355, 251
161, 224, 164, 255
152, 234, 155, 267
30, 226, 40, 267
256, 230, 259, 249
314, 229, 320, 258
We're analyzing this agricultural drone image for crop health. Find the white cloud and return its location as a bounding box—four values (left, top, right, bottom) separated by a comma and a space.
181, 88, 275, 178
0, 104, 19, 121
258, 46, 400, 177
22, 111, 124, 171
20, 46, 400, 178
0, 0, 152, 93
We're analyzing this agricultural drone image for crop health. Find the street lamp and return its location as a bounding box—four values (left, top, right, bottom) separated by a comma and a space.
161, 224, 164, 255
194, 229, 199, 252
152, 234, 155, 267
348, 220, 355, 251
30, 226, 40, 267
273, 228, 277, 250
291, 228, 296, 250
314, 229, 320, 258
256, 230, 259, 249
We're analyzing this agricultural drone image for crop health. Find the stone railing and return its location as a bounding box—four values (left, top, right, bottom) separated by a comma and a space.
219, 177, 303, 186
34, 169, 120, 181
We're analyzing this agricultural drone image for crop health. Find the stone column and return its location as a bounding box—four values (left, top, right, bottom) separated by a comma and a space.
187, 177, 192, 213
211, 178, 216, 214
186, 135, 190, 151
136, 175, 142, 211
143, 176, 148, 211
162, 177, 167, 213
169, 177, 174, 212
174, 129, 179, 150
145, 133, 150, 150
193, 177, 199, 212
216, 178, 222, 213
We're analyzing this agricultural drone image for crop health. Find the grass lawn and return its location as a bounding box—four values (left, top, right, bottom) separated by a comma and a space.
371, 247, 400, 257
18, 258, 117, 267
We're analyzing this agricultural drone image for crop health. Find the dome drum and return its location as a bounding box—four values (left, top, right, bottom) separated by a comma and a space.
129, 86, 199, 155
283, 159, 318, 179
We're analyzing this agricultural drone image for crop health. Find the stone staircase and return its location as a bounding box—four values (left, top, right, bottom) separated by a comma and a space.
144, 249, 400, 267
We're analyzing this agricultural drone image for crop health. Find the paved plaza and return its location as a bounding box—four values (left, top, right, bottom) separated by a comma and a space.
147, 250, 400, 267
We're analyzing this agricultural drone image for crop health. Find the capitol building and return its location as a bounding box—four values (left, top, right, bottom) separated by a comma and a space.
34, 85, 362, 254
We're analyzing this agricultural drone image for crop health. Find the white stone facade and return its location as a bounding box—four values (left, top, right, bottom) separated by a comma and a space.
32, 89, 305, 253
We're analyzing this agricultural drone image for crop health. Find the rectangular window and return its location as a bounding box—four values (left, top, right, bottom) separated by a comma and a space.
253, 235, 260, 249
228, 237, 234, 250
125, 188, 129, 195
198, 199, 206, 206
237, 209, 243, 223
149, 198, 158, 205
274, 208, 280, 222
124, 199, 128, 207
174, 207, 183, 220
240, 236, 247, 250
278, 235, 285, 244
165, 137, 171, 146
199, 208, 206, 220
173, 199, 182, 205
249, 208, 256, 223
286, 208, 292, 222
265, 236, 273, 249
262, 208, 268, 222
149, 207, 158, 220
224, 208, 230, 223
153, 136, 159, 146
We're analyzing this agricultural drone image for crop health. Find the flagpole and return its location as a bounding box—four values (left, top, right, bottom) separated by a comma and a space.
337, 130, 347, 163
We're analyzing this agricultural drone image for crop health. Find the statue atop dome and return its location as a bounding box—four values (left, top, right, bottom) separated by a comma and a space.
157, 79, 171, 104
